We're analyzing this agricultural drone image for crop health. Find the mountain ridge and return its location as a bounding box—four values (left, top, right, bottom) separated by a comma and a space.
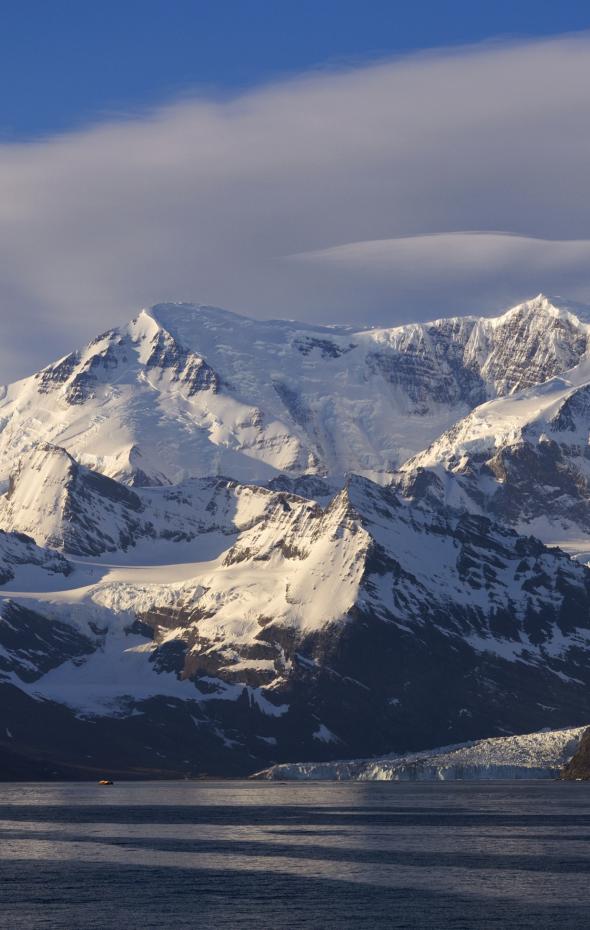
1, 293, 588, 489
2, 292, 590, 776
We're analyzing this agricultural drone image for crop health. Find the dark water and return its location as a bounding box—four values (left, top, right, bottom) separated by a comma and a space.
1, 781, 590, 929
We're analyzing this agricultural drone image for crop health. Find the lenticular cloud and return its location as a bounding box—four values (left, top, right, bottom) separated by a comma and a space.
2, 34, 590, 378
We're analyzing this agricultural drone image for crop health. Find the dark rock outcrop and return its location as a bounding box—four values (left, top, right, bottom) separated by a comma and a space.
561, 727, 590, 780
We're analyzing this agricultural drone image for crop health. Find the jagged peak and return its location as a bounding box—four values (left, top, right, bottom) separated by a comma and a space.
7, 441, 142, 506
9, 441, 78, 488
489, 293, 590, 329
28, 440, 76, 461
322, 475, 402, 530
323, 484, 358, 521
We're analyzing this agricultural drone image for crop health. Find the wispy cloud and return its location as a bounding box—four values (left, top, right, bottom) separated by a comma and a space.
1, 34, 590, 379
288, 233, 590, 313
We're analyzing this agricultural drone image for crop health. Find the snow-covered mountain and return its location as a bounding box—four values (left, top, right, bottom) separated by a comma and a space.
399, 350, 590, 559
0, 529, 71, 586
3, 457, 590, 775
0, 441, 289, 556
0, 294, 587, 488
2, 293, 590, 777
255, 725, 589, 781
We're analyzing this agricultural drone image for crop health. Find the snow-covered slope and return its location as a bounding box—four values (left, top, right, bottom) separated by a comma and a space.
4, 473, 590, 773
0, 294, 587, 487
0, 529, 71, 585
256, 725, 588, 780
0, 442, 293, 556
399, 351, 590, 557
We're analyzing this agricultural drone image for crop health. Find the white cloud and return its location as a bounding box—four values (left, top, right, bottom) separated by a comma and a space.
1, 34, 590, 379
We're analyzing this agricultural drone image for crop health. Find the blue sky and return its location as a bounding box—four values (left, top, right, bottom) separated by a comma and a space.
2, 4, 590, 379
3, 0, 590, 139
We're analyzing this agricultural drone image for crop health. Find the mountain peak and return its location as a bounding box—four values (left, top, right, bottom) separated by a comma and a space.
2, 292, 590, 490
493, 293, 590, 329
142, 302, 253, 349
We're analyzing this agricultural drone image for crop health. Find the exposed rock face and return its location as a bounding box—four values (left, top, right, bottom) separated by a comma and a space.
398, 350, 590, 558
0, 602, 93, 683
0, 527, 71, 585
472, 297, 589, 395
144, 327, 219, 395
561, 726, 590, 780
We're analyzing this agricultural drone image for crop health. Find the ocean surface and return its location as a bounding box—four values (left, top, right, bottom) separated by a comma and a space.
0, 780, 589, 929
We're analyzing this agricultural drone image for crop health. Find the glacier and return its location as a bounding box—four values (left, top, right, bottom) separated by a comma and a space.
255, 725, 589, 781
